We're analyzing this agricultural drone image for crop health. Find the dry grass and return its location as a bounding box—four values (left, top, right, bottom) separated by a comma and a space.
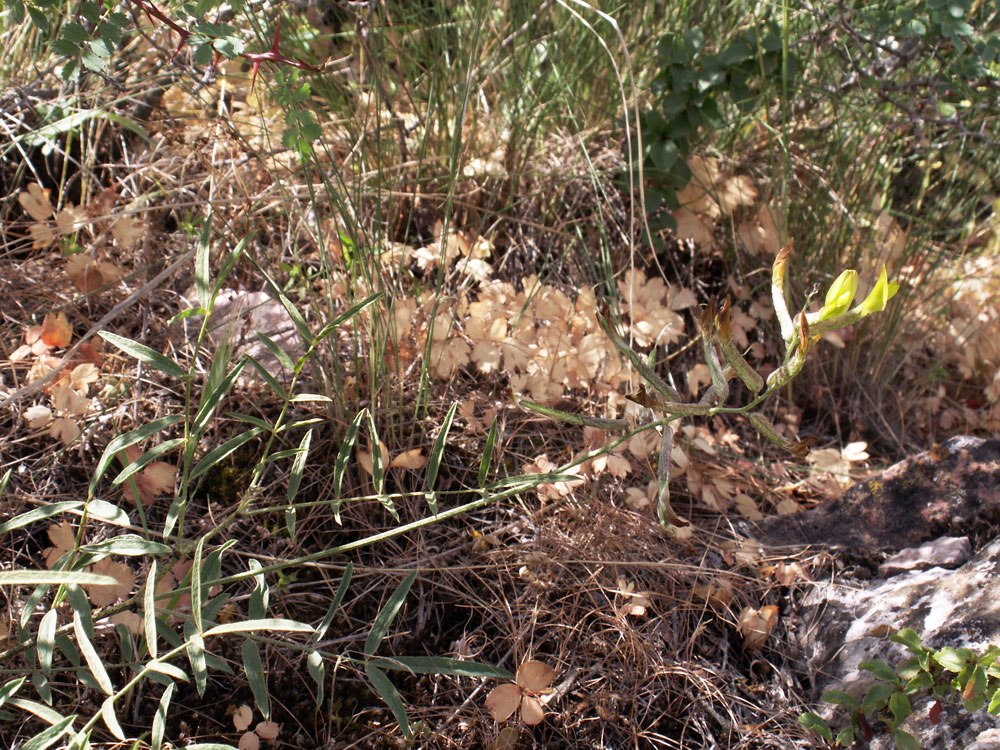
2, 4, 999, 749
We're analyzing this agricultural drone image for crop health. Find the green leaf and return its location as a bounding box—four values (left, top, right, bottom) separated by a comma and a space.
478, 416, 499, 488
0, 677, 26, 709
195, 212, 213, 308
861, 682, 895, 712
893, 728, 922, 750
151, 682, 174, 750
365, 571, 417, 657
861, 659, 899, 684
307, 650, 325, 706
186, 630, 208, 697
254, 332, 295, 372
365, 664, 410, 739
596, 313, 682, 402
242, 639, 269, 719
111, 439, 184, 487
26, 4, 47, 31
288, 428, 313, 504
835, 725, 855, 747
797, 712, 832, 741
313, 563, 352, 645
38, 609, 57, 677
144, 561, 158, 659
891, 629, 926, 655
889, 691, 912, 725
203, 618, 314, 637
988, 685, 1000, 715
821, 689, 858, 709
90, 416, 182, 498
0, 502, 83, 535
74, 611, 113, 695
935, 646, 968, 672
81, 534, 171, 558
98, 331, 186, 379
21, 713, 76, 750
334, 410, 366, 512
190, 427, 264, 480
193, 359, 249, 437
0, 570, 116, 587
366, 411, 386, 498
100, 696, 125, 740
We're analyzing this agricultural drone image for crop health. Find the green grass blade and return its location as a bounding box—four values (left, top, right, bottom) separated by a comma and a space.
368, 656, 513, 680
425, 401, 458, 514
288, 428, 313, 504
478, 415, 499, 488
151, 681, 174, 750
364, 664, 410, 739
191, 536, 206, 634
195, 212, 212, 308
334, 410, 367, 510
190, 427, 264, 481
89, 416, 182, 498
366, 411, 385, 498
242, 638, 270, 719
313, 562, 352, 645
74, 611, 113, 695
98, 331, 186, 379
110, 439, 184, 486
254, 332, 295, 372
518, 400, 628, 430
365, 571, 417, 657
193, 359, 249, 437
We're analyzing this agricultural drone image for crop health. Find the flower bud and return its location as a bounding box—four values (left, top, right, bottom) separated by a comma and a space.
817, 269, 858, 321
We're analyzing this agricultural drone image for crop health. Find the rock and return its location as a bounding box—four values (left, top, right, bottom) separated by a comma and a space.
751, 435, 1000, 553
877, 535, 972, 577
793, 536, 1000, 750
192, 288, 303, 382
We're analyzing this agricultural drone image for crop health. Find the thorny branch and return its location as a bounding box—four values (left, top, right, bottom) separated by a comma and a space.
125, 0, 324, 90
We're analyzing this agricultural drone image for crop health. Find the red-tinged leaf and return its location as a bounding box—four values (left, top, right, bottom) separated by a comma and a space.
41, 312, 72, 348
929, 700, 942, 725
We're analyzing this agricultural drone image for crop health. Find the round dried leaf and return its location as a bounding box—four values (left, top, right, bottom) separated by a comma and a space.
237, 731, 260, 750
233, 704, 253, 731
516, 660, 555, 693
520, 695, 545, 726
255, 721, 280, 740
48, 521, 75, 551
484, 683, 521, 722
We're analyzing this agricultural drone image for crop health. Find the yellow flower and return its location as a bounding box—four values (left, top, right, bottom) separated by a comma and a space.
817, 270, 858, 322
853, 266, 899, 317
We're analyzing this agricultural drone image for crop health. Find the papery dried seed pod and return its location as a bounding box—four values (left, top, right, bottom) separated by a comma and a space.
772, 242, 795, 345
